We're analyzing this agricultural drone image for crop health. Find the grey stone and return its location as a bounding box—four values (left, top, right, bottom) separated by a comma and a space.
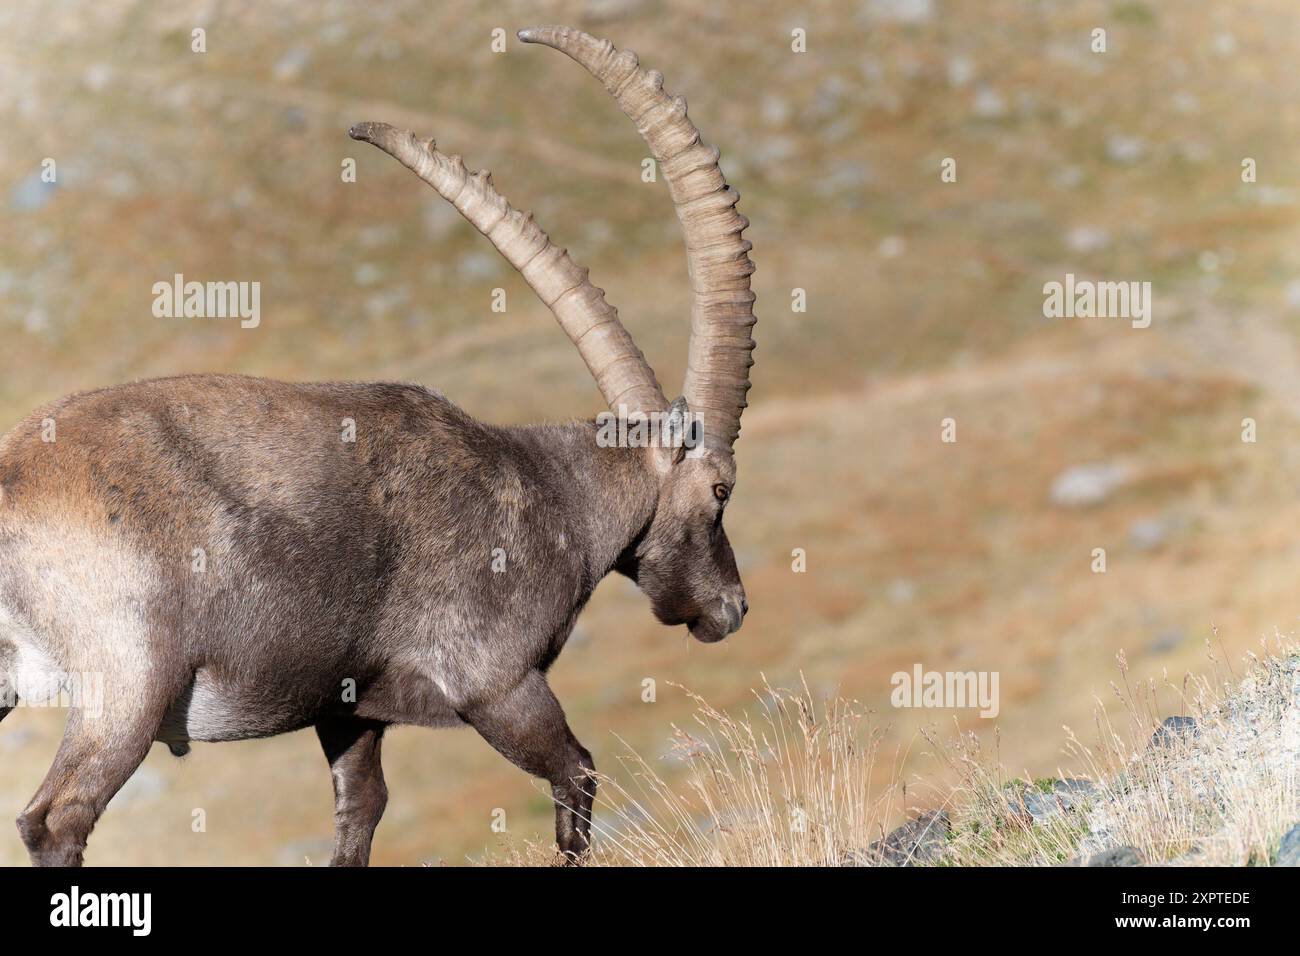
946, 55, 975, 88
0, 725, 35, 751
1128, 516, 1170, 550
887, 578, 917, 604
273, 46, 311, 82
1011, 778, 1098, 824
867, 809, 950, 865
1050, 463, 1129, 508
972, 86, 1007, 119
761, 95, 791, 127
862, 0, 933, 25
1023, 791, 1062, 823
1041, 779, 1099, 821
583, 0, 651, 21
279, 106, 307, 131
457, 251, 500, 281
10, 173, 57, 213
1088, 846, 1144, 866
1066, 225, 1111, 254
1276, 824, 1300, 866
1106, 135, 1147, 165
423, 198, 463, 240
1168, 843, 1205, 866
1148, 629, 1184, 654
838, 848, 872, 867
1054, 778, 1100, 806
1149, 715, 1199, 749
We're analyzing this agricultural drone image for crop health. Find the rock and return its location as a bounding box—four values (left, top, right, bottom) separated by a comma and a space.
1088, 846, 1144, 867
583, 0, 651, 21
760, 94, 791, 127
1147, 629, 1184, 655
877, 236, 906, 259
10, 172, 57, 213
423, 198, 463, 241
862, 0, 933, 25
1049, 463, 1129, 508
1286, 279, 1300, 311
353, 263, 383, 286
1169, 843, 1205, 866
1276, 824, 1300, 866
749, 135, 797, 172
1128, 516, 1170, 550
838, 848, 872, 867
1149, 715, 1199, 749
0, 725, 35, 751
1065, 225, 1111, 254
867, 809, 950, 865
1053, 165, 1085, 189
357, 224, 399, 250
1053, 778, 1100, 809
816, 162, 872, 198
1022, 791, 1061, 823
1007, 778, 1098, 824
972, 86, 1007, 119
279, 106, 307, 131
946, 55, 975, 88
273, 46, 311, 82
457, 251, 500, 281
887, 578, 917, 604
82, 63, 115, 93
1106, 134, 1146, 165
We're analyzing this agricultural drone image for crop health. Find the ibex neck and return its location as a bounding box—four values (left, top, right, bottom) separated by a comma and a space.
510, 421, 658, 585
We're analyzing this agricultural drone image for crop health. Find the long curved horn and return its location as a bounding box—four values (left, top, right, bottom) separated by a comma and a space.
518, 26, 756, 452
349, 122, 666, 416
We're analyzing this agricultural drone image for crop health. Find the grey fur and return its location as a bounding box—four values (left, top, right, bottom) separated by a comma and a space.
0, 373, 747, 864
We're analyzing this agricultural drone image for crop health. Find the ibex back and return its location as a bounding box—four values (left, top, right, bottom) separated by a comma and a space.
0, 25, 755, 866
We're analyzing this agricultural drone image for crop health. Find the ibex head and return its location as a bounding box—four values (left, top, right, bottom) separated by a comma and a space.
351, 25, 755, 643
625, 403, 747, 643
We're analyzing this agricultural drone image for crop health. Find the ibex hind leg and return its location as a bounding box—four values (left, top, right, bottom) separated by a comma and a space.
17, 680, 175, 867
315, 716, 389, 867
463, 670, 596, 863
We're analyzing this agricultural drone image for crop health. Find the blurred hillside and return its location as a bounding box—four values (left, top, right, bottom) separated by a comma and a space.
2, 0, 1300, 864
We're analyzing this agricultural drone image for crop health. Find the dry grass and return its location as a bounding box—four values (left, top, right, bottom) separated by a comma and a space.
491, 640, 1300, 867
491, 677, 903, 867
1056, 637, 1300, 866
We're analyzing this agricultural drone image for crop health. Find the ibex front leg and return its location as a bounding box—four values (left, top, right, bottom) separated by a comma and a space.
464, 670, 596, 863
315, 716, 388, 866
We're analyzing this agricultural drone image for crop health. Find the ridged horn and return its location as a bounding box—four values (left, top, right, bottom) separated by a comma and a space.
518, 26, 756, 452
349, 121, 666, 416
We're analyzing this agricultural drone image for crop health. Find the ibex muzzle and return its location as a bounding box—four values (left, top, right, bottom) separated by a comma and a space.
0, 26, 755, 866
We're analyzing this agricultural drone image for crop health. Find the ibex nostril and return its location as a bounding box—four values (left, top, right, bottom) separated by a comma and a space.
740, 597, 749, 617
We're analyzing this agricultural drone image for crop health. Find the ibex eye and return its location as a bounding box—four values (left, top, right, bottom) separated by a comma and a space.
714, 484, 729, 502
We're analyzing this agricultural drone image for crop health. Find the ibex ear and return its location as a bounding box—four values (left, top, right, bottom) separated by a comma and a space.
663, 396, 692, 466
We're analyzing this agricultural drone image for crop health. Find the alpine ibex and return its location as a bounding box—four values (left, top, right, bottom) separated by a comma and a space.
0, 25, 754, 866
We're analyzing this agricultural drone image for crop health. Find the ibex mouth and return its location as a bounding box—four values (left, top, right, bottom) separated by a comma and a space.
687, 618, 727, 643
687, 599, 744, 644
